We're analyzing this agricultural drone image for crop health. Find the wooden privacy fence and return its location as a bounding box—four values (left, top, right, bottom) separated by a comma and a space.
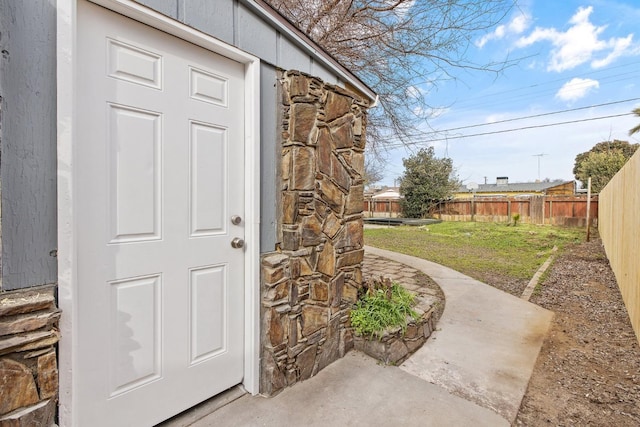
599, 150, 640, 344
364, 199, 402, 218
431, 195, 597, 226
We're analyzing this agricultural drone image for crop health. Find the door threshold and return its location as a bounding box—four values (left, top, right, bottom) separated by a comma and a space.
156, 385, 247, 427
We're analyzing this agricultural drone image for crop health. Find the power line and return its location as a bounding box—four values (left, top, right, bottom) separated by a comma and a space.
385, 112, 635, 147
443, 61, 640, 112
432, 97, 640, 133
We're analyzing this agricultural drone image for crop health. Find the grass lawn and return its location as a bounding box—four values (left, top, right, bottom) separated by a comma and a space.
364, 221, 585, 296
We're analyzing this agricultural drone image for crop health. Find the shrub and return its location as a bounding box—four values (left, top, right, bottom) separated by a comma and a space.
350, 278, 418, 338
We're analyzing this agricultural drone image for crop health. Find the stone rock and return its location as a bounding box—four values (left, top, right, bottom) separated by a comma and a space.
343, 284, 359, 304
0, 399, 56, 427
266, 281, 290, 303
0, 311, 60, 338
296, 344, 317, 381
281, 229, 299, 251
349, 151, 365, 176
291, 103, 317, 143
330, 114, 355, 149
336, 220, 362, 250
267, 309, 287, 347
262, 253, 289, 268
301, 306, 328, 336
405, 324, 420, 339
316, 241, 335, 277
331, 155, 351, 191
36, 351, 57, 400
355, 337, 386, 361
289, 284, 300, 307
353, 116, 363, 136
290, 258, 301, 279
316, 128, 333, 175
282, 192, 298, 225
310, 280, 329, 302
285, 369, 297, 387
330, 272, 345, 308
0, 358, 39, 415
0, 290, 55, 317
299, 258, 314, 277
282, 148, 291, 181
339, 328, 354, 357
325, 92, 352, 122
315, 316, 341, 372
405, 337, 425, 354
336, 249, 364, 269
301, 215, 323, 247
261, 351, 286, 395
288, 316, 298, 348
263, 266, 285, 285
322, 213, 342, 239
345, 185, 364, 215
318, 178, 344, 212
291, 147, 315, 190
0, 331, 60, 357
288, 74, 309, 98
388, 340, 409, 364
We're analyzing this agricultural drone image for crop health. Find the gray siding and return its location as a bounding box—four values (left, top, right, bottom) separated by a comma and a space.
0, 0, 58, 290
259, 63, 278, 252
237, 3, 277, 65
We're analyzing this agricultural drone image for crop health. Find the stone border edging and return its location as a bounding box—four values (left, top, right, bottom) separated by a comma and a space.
353, 292, 437, 365
521, 246, 558, 301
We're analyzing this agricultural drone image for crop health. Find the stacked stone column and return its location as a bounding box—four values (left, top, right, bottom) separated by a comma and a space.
260, 71, 369, 394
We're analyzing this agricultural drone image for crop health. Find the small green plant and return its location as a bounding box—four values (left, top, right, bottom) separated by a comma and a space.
350, 277, 418, 339
512, 213, 521, 226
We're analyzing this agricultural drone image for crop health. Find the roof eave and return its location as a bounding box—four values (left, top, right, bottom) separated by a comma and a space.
241, 0, 378, 104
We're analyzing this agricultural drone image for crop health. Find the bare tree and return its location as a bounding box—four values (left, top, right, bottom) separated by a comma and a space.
363, 155, 385, 189
265, 0, 515, 151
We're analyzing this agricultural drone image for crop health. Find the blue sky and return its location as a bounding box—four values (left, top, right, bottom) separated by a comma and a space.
376, 0, 640, 188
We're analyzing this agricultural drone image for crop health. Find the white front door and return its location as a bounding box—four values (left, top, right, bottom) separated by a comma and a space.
75, 2, 245, 425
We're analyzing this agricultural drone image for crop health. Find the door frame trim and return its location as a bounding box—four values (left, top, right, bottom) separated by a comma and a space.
57, 1, 261, 425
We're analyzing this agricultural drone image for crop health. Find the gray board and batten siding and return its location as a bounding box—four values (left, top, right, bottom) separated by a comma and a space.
0, 0, 375, 291
0, 0, 58, 291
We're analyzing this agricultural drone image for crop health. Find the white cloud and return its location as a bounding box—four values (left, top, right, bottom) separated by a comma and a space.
555, 78, 599, 102
591, 34, 634, 68
475, 12, 531, 48
515, 6, 637, 72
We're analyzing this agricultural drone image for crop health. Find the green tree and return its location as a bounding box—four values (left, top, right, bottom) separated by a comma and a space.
573, 140, 639, 188
399, 147, 459, 218
576, 151, 629, 193
630, 107, 640, 136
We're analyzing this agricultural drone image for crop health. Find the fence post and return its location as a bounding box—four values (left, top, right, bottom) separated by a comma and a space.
471, 198, 475, 222
586, 177, 592, 242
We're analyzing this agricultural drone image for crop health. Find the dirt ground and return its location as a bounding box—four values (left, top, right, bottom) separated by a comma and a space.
515, 237, 640, 426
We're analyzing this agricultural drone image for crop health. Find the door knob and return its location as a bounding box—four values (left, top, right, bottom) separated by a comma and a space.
231, 238, 245, 249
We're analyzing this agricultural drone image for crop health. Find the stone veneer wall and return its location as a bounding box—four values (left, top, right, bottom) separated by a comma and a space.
0, 285, 60, 425
260, 71, 369, 395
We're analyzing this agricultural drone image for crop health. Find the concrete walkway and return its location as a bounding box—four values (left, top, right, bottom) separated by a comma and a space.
184, 247, 553, 426
367, 246, 554, 424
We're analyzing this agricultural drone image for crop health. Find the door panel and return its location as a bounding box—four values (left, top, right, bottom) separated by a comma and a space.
76, 2, 245, 425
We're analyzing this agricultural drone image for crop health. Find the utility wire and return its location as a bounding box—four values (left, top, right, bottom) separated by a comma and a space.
427, 97, 640, 133
383, 96, 640, 141
385, 112, 634, 147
